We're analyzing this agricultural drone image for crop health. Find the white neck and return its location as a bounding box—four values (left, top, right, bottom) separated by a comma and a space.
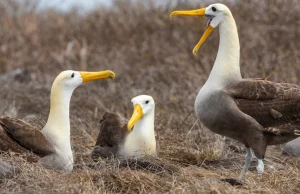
42, 81, 73, 155
123, 109, 156, 157
132, 109, 155, 138
206, 15, 242, 88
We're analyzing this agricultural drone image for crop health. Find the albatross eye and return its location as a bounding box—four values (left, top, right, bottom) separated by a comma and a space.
71, 73, 75, 78
212, 7, 217, 12
145, 100, 149, 104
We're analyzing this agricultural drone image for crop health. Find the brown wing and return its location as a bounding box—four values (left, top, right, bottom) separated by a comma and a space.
264, 122, 300, 145
92, 112, 127, 160
95, 112, 127, 147
225, 79, 300, 129
0, 116, 55, 156
0, 125, 29, 153
264, 122, 300, 135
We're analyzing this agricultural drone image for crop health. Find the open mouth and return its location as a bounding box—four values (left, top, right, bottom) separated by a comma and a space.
205, 14, 214, 28
169, 8, 216, 55
207, 19, 212, 28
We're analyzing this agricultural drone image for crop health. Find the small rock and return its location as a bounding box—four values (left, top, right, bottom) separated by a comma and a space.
282, 137, 300, 156
0, 160, 20, 180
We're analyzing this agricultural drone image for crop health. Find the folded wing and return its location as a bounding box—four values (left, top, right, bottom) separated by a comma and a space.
92, 112, 127, 160
0, 116, 55, 156
225, 79, 300, 136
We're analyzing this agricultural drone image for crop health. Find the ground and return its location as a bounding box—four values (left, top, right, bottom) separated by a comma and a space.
0, 0, 300, 193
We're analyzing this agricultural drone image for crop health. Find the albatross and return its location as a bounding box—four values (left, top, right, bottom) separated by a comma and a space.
170, 4, 300, 179
91, 95, 157, 160
0, 70, 115, 171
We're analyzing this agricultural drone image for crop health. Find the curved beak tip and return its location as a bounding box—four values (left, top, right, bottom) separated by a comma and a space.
104, 70, 116, 79
108, 71, 116, 79
193, 46, 199, 56
169, 12, 175, 20
127, 104, 143, 132
127, 125, 132, 132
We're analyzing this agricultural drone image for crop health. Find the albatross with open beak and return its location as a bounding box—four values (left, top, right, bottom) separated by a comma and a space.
92, 95, 157, 160
170, 3, 300, 180
0, 70, 115, 171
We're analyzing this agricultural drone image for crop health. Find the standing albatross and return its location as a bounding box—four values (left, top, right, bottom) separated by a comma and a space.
170, 4, 300, 179
92, 95, 157, 161
0, 70, 115, 171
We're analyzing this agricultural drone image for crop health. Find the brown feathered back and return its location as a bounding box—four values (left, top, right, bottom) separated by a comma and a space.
225, 79, 300, 128
92, 112, 128, 160
0, 116, 55, 156
95, 112, 127, 147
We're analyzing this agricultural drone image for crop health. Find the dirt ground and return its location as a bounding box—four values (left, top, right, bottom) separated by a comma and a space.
0, 0, 300, 193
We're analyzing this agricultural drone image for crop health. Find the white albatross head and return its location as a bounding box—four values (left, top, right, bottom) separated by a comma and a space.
122, 95, 156, 158
42, 69, 115, 171
127, 95, 155, 132
53, 70, 116, 91
45, 69, 116, 131
170, 3, 232, 55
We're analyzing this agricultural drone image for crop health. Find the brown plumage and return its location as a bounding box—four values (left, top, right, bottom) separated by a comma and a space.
92, 95, 158, 161
225, 79, 300, 145
92, 112, 159, 162
91, 112, 128, 160
0, 117, 55, 162
0, 70, 116, 172
196, 79, 300, 180
170, 3, 300, 180
199, 79, 300, 159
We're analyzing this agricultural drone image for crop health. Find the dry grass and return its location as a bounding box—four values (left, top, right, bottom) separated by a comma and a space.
0, 0, 299, 193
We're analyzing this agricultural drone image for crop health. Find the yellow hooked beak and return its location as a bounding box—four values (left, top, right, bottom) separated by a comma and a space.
170, 8, 215, 55
170, 8, 206, 19
80, 70, 115, 83
127, 104, 143, 132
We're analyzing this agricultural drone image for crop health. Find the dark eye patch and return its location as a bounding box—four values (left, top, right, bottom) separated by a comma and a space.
212, 7, 217, 12
71, 73, 75, 78
145, 100, 149, 104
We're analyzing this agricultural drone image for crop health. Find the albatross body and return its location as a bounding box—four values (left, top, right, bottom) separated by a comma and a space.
0, 70, 115, 171
92, 95, 157, 161
170, 4, 300, 179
